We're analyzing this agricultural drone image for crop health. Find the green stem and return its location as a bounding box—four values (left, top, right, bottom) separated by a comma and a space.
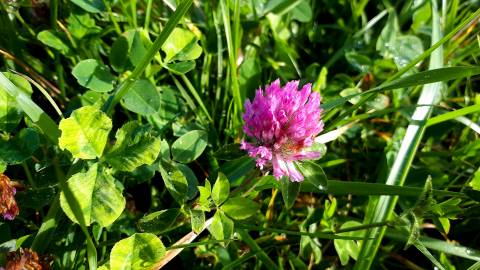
104, 0, 122, 35
130, 0, 137, 28
237, 229, 279, 270
180, 74, 212, 122
103, 0, 194, 115
22, 162, 35, 188
220, 0, 242, 122
144, 0, 153, 32
334, 220, 393, 234
239, 225, 369, 240
354, 2, 444, 269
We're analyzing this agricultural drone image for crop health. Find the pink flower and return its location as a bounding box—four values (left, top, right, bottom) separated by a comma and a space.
241, 79, 324, 182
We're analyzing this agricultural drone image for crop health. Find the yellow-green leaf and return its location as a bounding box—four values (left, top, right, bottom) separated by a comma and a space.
60, 164, 125, 227
105, 121, 161, 172
59, 106, 112, 159
212, 172, 230, 206
161, 28, 203, 63
220, 197, 259, 220
110, 233, 165, 270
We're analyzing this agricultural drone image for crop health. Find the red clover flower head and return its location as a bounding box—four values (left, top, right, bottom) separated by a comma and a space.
241, 79, 324, 182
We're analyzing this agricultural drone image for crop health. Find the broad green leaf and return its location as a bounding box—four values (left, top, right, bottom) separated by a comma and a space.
469, 167, 480, 191
158, 160, 189, 204
190, 209, 205, 234
122, 79, 161, 115
71, 0, 105, 13
37, 30, 71, 55
334, 221, 364, 266
412, 0, 431, 32
158, 86, 180, 121
175, 163, 199, 199
161, 28, 202, 62
291, 1, 312, 22
164, 61, 196, 74
59, 106, 112, 159
297, 161, 328, 191
376, 11, 399, 58
137, 209, 183, 235
80, 90, 106, 106
105, 122, 161, 172
72, 59, 116, 93
198, 179, 212, 211
110, 233, 165, 270
208, 211, 234, 241
67, 11, 100, 39
281, 177, 300, 209
60, 164, 125, 227
391, 35, 424, 70
110, 29, 152, 70
212, 172, 230, 206
0, 72, 32, 132
345, 52, 372, 73
171, 130, 208, 163
159, 139, 170, 160
220, 197, 259, 220
0, 128, 39, 165
128, 30, 152, 67
109, 36, 129, 72
340, 88, 362, 104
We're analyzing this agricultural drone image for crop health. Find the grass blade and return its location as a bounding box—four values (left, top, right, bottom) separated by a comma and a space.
427, 104, 480, 126
237, 229, 279, 269
322, 66, 480, 111
354, 1, 444, 269
220, 0, 242, 123
239, 225, 371, 240
0, 72, 60, 143
386, 230, 480, 262
103, 0, 194, 114
302, 180, 467, 198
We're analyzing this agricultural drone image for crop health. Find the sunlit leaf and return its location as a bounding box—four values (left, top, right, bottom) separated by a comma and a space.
59, 106, 112, 159
220, 197, 259, 220
212, 172, 230, 206
60, 164, 125, 227
110, 233, 165, 270
161, 28, 203, 62
122, 79, 160, 116
72, 59, 116, 93
105, 121, 161, 172
171, 130, 208, 163
208, 211, 234, 241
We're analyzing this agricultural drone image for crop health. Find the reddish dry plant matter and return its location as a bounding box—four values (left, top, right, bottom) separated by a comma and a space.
0, 174, 19, 220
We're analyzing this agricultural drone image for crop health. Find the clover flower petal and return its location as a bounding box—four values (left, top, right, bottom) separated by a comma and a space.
241, 79, 324, 182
